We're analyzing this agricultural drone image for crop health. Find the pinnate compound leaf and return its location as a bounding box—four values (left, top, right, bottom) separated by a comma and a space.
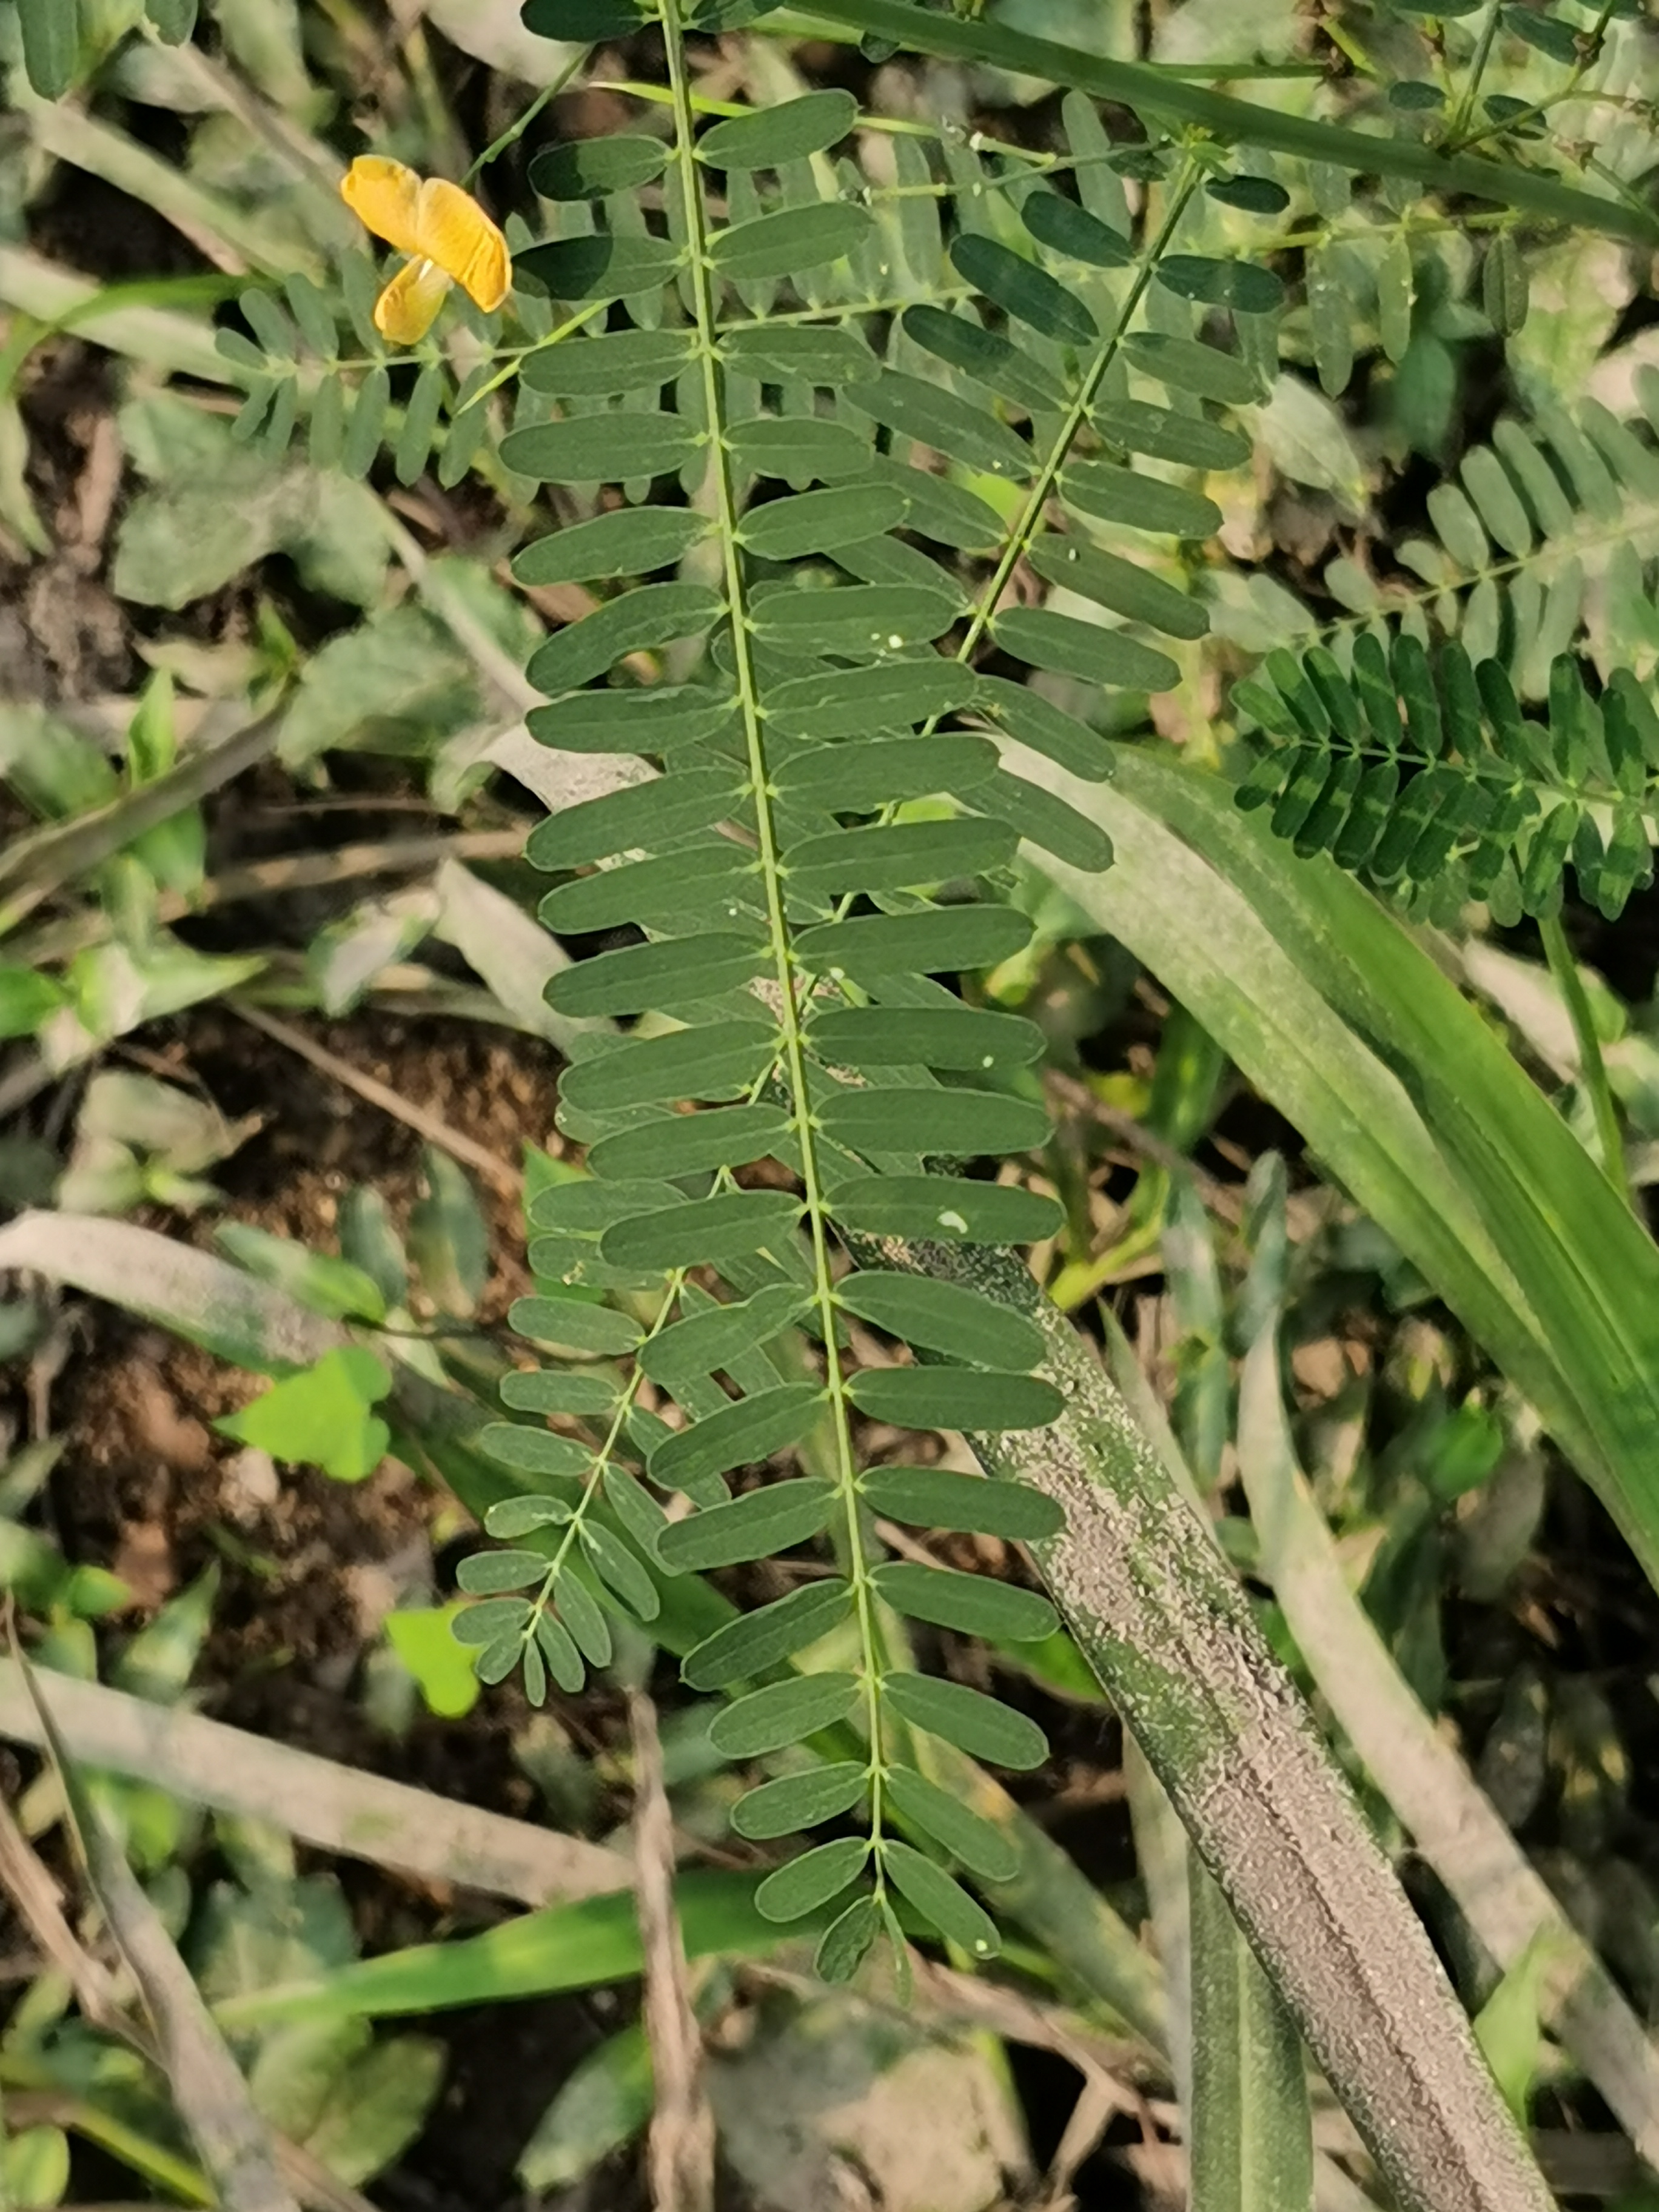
882, 1840, 999, 1957
884, 1766, 1019, 1881
733, 1762, 868, 1840
710, 1671, 862, 1758
883, 1672, 1047, 1769
828, 1173, 1063, 1245
837, 1273, 1045, 1371
683, 1578, 854, 1689
870, 1560, 1059, 1641
861, 1464, 1063, 1541
656, 1476, 835, 1569
755, 1837, 870, 1922
648, 1383, 826, 1493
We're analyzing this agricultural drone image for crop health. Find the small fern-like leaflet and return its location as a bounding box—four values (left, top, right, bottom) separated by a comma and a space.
461, 0, 1272, 1978
1232, 631, 1659, 922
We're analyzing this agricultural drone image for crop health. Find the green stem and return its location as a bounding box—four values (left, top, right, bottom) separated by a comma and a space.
659, 0, 893, 1914
1539, 913, 1628, 1202
803, 0, 1659, 244
1447, 0, 1504, 144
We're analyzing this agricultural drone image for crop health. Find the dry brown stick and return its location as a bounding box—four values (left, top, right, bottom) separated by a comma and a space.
225, 998, 520, 1194
628, 1687, 716, 2212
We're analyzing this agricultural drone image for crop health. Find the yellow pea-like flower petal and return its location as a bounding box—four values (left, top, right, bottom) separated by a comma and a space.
340, 155, 426, 258
373, 256, 453, 346
414, 176, 511, 313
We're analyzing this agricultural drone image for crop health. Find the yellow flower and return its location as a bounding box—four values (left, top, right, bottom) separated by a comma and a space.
339, 156, 511, 346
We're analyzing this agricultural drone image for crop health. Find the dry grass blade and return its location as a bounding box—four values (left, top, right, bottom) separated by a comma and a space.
8, 1626, 301, 2212
0, 1657, 626, 1905
628, 1686, 716, 2212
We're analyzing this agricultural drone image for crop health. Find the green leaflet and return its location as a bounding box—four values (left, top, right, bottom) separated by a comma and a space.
514, 509, 711, 586
993, 606, 1181, 693
520, 329, 693, 397
720, 325, 880, 387
697, 89, 859, 167
882, 1671, 1047, 1769
1156, 253, 1285, 313
826, 1171, 1063, 1244
849, 1367, 1064, 1434
527, 581, 725, 692
807, 1005, 1044, 1071
640, 1282, 813, 1382
1122, 332, 1263, 407
587, 1100, 792, 1178
560, 1024, 780, 1113
843, 370, 1033, 481
647, 1383, 826, 1491
740, 483, 907, 558
860, 1463, 1064, 1541
792, 904, 1031, 983
1093, 400, 1252, 472
509, 1297, 642, 1355
475, 1425, 594, 1478
764, 660, 978, 739
682, 1579, 854, 1690
749, 581, 958, 655
709, 203, 875, 281
711, 1672, 862, 1757
903, 305, 1067, 413
526, 768, 741, 870
529, 136, 669, 198
982, 766, 1116, 873
883, 1765, 1017, 1882
775, 735, 999, 813
499, 1372, 620, 1417
504, 416, 706, 486
785, 817, 1017, 898
725, 417, 873, 483
1021, 188, 1134, 267
602, 1187, 804, 1267
836, 1272, 1045, 1370
975, 679, 1114, 781
1063, 461, 1222, 540
816, 1083, 1050, 1158
755, 1837, 870, 1921
529, 686, 737, 754
1026, 538, 1208, 641
948, 233, 1098, 346
545, 934, 766, 1021
537, 843, 761, 933
734, 1763, 869, 1840
515, 235, 685, 303
657, 1476, 836, 1568
871, 1559, 1059, 1640
882, 1841, 999, 1957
